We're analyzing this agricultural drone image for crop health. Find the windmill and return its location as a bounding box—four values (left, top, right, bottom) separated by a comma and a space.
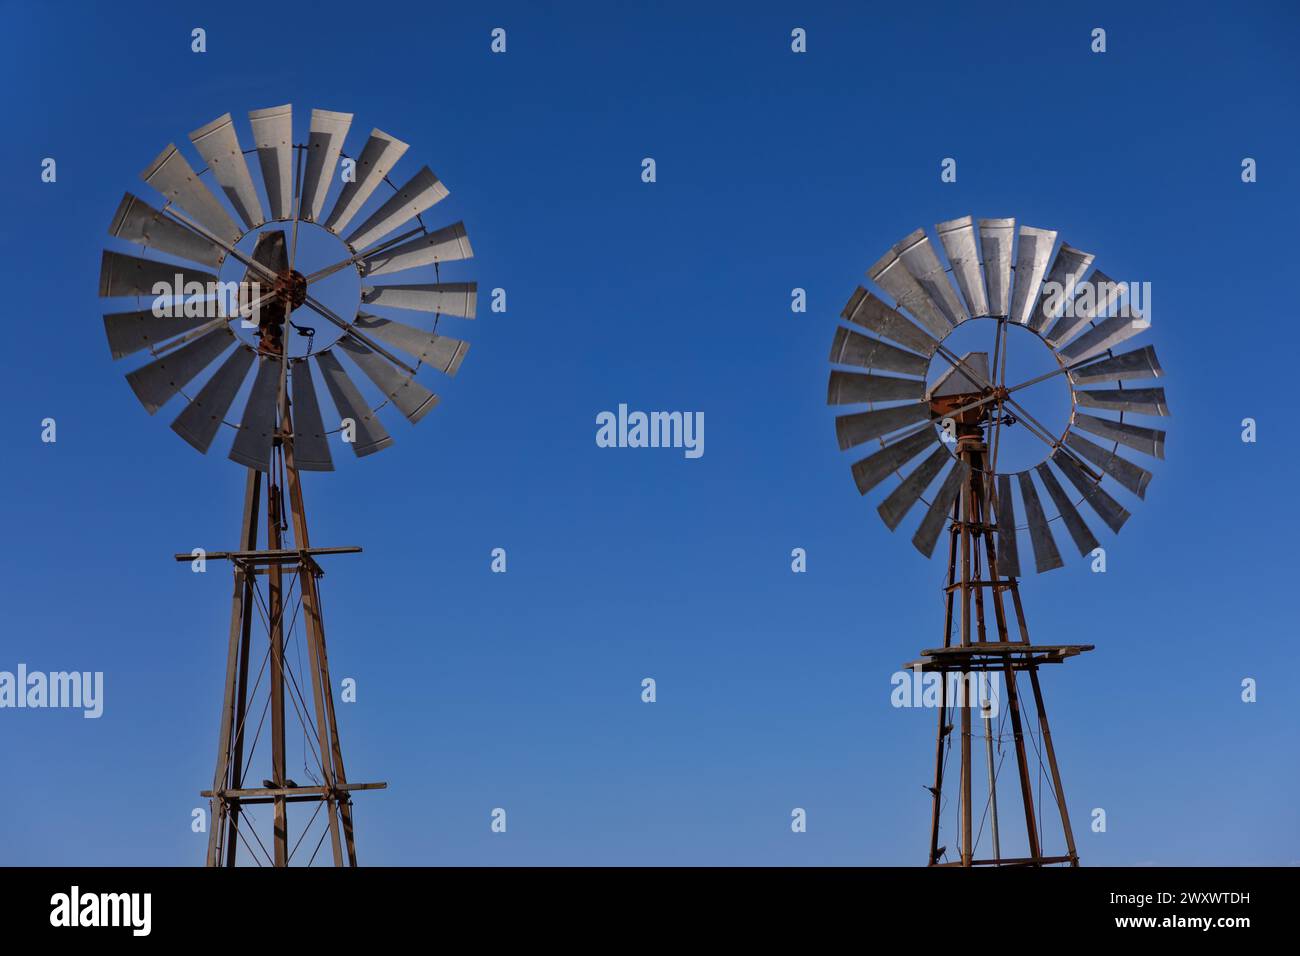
828, 216, 1167, 867
98, 106, 476, 866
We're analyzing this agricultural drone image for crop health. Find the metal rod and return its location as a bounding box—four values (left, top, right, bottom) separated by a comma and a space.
301, 226, 424, 285
159, 205, 277, 284
983, 698, 1000, 860
299, 294, 419, 376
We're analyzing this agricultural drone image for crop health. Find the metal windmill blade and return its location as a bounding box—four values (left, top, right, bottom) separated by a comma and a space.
1068, 345, 1163, 384
109, 193, 226, 270
140, 144, 241, 246
189, 113, 266, 231
978, 218, 1015, 317
361, 222, 473, 277
839, 287, 936, 356
936, 216, 988, 319
893, 228, 968, 327
1044, 270, 1127, 348
248, 105, 294, 221
101, 104, 478, 471
1008, 226, 1058, 326
322, 129, 409, 235
1027, 243, 1094, 333
361, 282, 478, 318
300, 109, 353, 224
868, 239, 952, 339
830, 215, 1169, 576
345, 167, 448, 252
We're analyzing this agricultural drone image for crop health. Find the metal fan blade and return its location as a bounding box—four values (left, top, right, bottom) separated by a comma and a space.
361, 282, 478, 318
878, 446, 950, 531
125, 326, 234, 414
868, 242, 952, 339
995, 474, 1020, 577
1009, 226, 1057, 326
1064, 432, 1153, 499
104, 309, 219, 360
1069, 345, 1163, 385
99, 250, 218, 299
1058, 312, 1147, 364
322, 129, 410, 234
829, 328, 929, 377
189, 113, 266, 230
109, 193, 225, 270
840, 287, 936, 356
1045, 270, 1127, 347
835, 401, 930, 450
354, 314, 468, 376
1017, 472, 1063, 572
896, 228, 968, 326
345, 167, 448, 251
1074, 413, 1166, 459
334, 336, 438, 423
936, 216, 988, 318
289, 358, 333, 471
361, 222, 473, 277
140, 144, 241, 245
170, 344, 255, 453
850, 427, 937, 495
912, 461, 968, 558
827, 370, 927, 405
228, 356, 281, 471
248, 105, 293, 221
1034, 463, 1099, 557
978, 219, 1015, 317
1027, 243, 1094, 332
300, 109, 353, 224
313, 351, 394, 457
1052, 451, 1130, 534
1076, 387, 1169, 417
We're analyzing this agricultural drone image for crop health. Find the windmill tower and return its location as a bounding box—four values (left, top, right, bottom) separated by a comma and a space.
828, 217, 1168, 866
98, 106, 477, 866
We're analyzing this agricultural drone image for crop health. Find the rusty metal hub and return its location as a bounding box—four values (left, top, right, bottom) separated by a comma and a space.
274, 269, 307, 311
254, 269, 307, 355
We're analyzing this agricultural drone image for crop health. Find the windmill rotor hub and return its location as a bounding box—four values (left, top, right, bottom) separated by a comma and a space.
273, 268, 308, 311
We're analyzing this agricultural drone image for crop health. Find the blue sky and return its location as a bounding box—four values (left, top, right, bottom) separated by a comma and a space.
1, 0, 1297, 865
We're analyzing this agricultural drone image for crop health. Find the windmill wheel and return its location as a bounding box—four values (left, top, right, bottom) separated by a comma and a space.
99, 105, 476, 472
828, 216, 1169, 573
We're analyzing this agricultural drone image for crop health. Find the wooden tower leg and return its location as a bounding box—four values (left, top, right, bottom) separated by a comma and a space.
1026, 664, 1080, 865
267, 481, 289, 867
927, 511, 960, 865
282, 416, 346, 867
224, 473, 260, 867
208, 469, 261, 867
